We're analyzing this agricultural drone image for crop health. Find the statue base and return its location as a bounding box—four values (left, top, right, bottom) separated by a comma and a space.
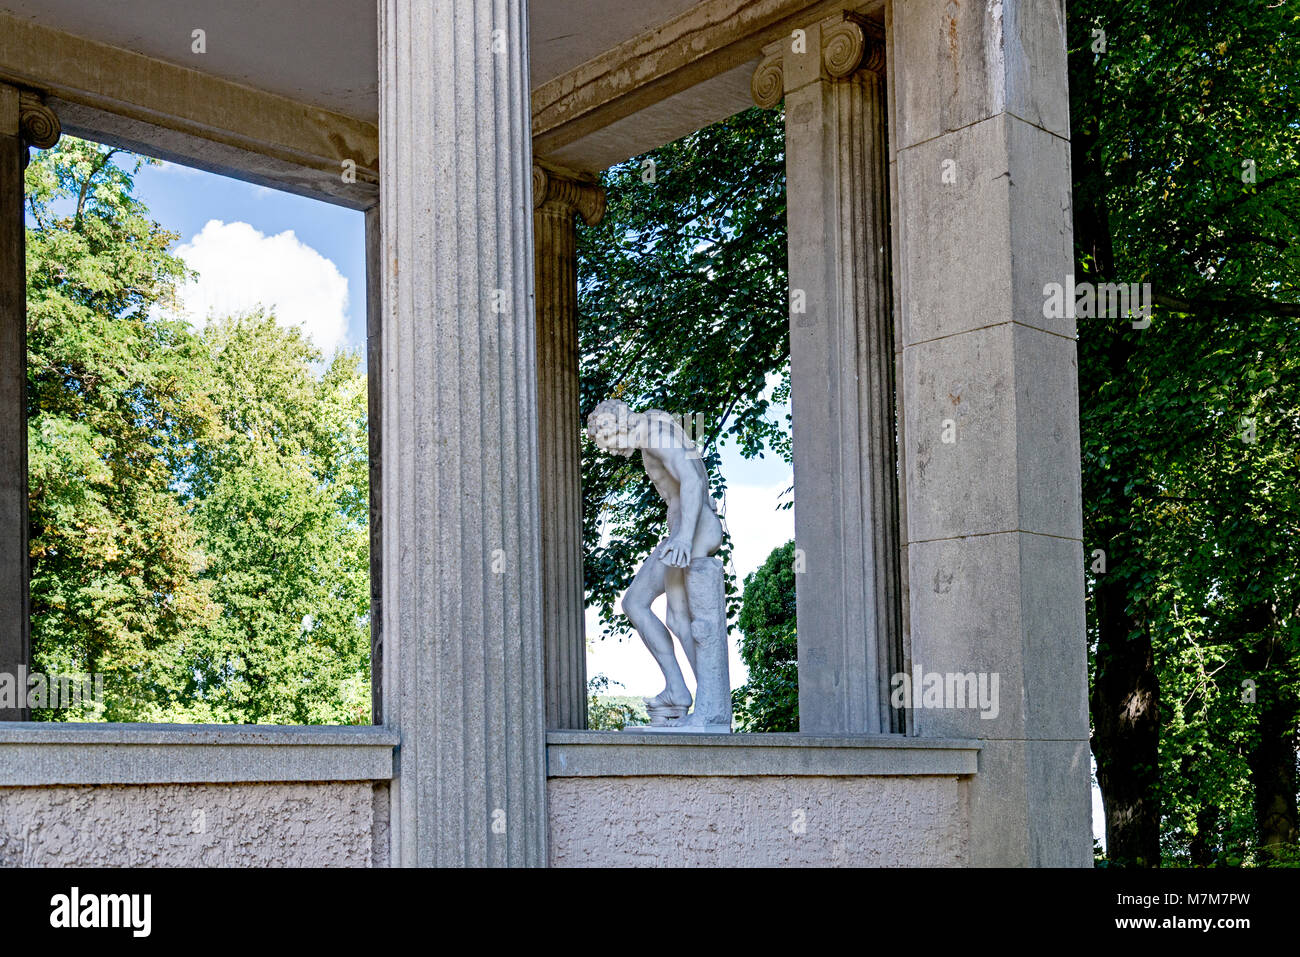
624, 723, 732, 734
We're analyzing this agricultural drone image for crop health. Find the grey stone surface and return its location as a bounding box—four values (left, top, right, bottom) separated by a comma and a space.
379, 0, 547, 867
758, 13, 902, 735
962, 737, 1031, 866
960, 737, 1092, 866
1012, 323, 1084, 539
1007, 115, 1075, 335
0, 13, 378, 209
533, 0, 864, 170
370, 782, 390, 867
0, 84, 27, 722
903, 323, 1082, 542
0, 781, 382, 867
889, 0, 1089, 865
549, 774, 967, 866
1019, 532, 1088, 739
0, 724, 398, 786
903, 324, 1017, 540
906, 531, 1086, 740
684, 557, 730, 726
3, 2, 876, 196
897, 114, 1074, 347
906, 533, 1025, 738
1026, 738, 1093, 866
534, 167, 602, 730
890, 0, 1069, 149
547, 731, 979, 776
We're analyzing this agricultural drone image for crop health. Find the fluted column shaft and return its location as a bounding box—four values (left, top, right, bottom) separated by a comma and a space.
380, 0, 545, 866
753, 13, 902, 734
1, 85, 58, 721
532, 166, 603, 730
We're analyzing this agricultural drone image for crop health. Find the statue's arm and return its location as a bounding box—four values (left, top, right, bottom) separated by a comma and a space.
658, 446, 705, 568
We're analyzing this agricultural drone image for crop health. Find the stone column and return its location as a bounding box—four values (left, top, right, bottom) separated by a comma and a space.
364, 204, 382, 725
532, 165, 602, 730
886, 0, 1090, 864
379, 0, 546, 866
752, 12, 903, 735
0, 86, 58, 721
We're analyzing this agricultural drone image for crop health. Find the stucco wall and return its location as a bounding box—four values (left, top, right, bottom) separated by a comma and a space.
0, 781, 386, 866
548, 774, 968, 866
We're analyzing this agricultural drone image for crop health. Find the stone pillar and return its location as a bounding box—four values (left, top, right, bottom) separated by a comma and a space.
752, 12, 903, 735
531, 165, 602, 730
886, 0, 1090, 864
379, 0, 546, 866
364, 204, 382, 725
0, 86, 58, 722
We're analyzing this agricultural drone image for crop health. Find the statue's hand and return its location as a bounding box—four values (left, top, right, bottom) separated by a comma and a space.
659, 539, 692, 568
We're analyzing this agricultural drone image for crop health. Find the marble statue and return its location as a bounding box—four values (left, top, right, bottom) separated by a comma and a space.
586, 399, 732, 732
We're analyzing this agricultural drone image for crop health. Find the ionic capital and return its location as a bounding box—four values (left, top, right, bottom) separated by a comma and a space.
532, 164, 605, 227
751, 12, 886, 108
18, 91, 60, 150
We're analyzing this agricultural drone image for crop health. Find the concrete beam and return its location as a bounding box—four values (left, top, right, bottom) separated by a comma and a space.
0, 12, 378, 209
546, 731, 980, 776
0, 724, 398, 786
0, 2, 885, 194
532, 0, 879, 167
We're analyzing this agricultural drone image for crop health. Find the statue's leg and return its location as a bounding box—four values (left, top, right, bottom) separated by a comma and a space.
664, 566, 697, 677
622, 548, 690, 712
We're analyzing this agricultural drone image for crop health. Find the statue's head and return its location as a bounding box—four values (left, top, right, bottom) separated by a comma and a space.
586, 399, 641, 458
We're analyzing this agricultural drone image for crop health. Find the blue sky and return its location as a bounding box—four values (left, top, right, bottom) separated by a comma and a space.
134, 159, 368, 352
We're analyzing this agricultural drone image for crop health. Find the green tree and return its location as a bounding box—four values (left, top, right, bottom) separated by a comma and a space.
25, 138, 220, 719
586, 673, 648, 730
731, 540, 798, 732
1070, 0, 1300, 864
25, 139, 372, 724
178, 314, 371, 724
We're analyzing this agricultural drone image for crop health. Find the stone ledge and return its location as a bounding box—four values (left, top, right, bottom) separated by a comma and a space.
0, 724, 398, 786
546, 732, 980, 777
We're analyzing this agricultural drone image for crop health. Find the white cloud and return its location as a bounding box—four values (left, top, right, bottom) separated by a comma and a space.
722, 478, 794, 584
171, 219, 350, 354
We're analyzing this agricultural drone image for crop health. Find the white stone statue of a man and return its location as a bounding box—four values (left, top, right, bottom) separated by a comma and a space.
586, 399, 732, 732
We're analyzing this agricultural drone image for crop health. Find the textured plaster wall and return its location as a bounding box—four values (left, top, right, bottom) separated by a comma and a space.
549, 774, 968, 866
0, 781, 384, 867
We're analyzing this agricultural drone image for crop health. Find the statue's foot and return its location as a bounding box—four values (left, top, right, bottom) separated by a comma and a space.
643, 688, 691, 726
644, 688, 691, 710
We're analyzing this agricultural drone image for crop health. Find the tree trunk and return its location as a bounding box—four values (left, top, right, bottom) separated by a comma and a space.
1189, 804, 1219, 866
1090, 564, 1162, 866
1243, 604, 1299, 862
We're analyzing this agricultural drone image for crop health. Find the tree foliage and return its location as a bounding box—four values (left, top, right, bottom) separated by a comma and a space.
731, 540, 798, 732
25, 139, 370, 723
1070, 0, 1300, 864
586, 673, 649, 731
26, 140, 219, 718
